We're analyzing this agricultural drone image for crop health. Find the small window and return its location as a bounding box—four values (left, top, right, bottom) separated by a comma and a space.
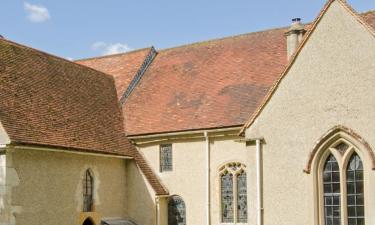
160, 144, 173, 172
83, 169, 94, 212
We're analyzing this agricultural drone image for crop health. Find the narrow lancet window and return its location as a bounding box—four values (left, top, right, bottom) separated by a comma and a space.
237, 171, 247, 223
323, 154, 341, 225
347, 153, 365, 225
160, 144, 173, 172
221, 173, 234, 223
83, 169, 94, 212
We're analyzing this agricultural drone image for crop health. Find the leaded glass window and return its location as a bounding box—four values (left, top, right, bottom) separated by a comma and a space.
83, 169, 93, 212
237, 171, 247, 223
347, 153, 365, 225
220, 162, 247, 223
323, 154, 341, 225
160, 144, 172, 172
316, 137, 367, 225
221, 173, 234, 223
168, 196, 186, 225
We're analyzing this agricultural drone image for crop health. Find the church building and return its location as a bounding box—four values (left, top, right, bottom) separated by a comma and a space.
0, 0, 374, 225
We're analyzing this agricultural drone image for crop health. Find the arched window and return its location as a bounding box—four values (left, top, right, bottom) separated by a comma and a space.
83, 169, 94, 212
219, 162, 247, 223
168, 196, 186, 225
316, 138, 366, 225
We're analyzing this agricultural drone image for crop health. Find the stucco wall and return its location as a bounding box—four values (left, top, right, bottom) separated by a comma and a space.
245, 1, 375, 225
126, 160, 157, 225
9, 147, 128, 225
136, 131, 253, 225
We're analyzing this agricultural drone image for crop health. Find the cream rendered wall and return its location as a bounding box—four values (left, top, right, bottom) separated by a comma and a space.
9, 147, 128, 225
245, 1, 375, 225
126, 160, 157, 225
136, 132, 254, 225
210, 136, 256, 225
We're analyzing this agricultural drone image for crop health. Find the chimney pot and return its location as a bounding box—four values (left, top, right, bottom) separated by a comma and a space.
285, 18, 306, 60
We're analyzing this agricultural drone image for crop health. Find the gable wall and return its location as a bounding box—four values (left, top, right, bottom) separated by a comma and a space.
245, 1, 375, 225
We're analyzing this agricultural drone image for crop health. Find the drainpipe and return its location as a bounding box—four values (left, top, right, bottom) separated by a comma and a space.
256, 139, 263, 225
204, 131, 211, 225
156, 196, 160, 225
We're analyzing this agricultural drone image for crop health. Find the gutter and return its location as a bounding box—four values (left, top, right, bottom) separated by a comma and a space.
12, 145, 133, 159
129, 127, 241, 146
128, 126, 242, 140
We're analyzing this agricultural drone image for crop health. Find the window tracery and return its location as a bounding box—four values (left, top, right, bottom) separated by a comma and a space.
220, 162, 247, 223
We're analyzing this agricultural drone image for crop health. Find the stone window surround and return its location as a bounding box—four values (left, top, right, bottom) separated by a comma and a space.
310, 128, 371, 225
219, 162, 248, 225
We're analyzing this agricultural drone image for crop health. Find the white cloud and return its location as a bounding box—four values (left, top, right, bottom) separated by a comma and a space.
24, 2, 50, 23
66, 57, 73, 61
91, 42, 132, 56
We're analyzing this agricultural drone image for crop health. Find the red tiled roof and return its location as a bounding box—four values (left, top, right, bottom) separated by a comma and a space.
74, 10, 375, 137
123, 10, 375, 136
0, 38, 168, 195
362, 10, 375, 28
123, 28, 288, 135
76, 48, 153, 100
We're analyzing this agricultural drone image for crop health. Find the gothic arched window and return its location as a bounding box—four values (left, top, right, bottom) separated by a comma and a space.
83, 169, 94, 212
316, 138, 366, 225
220, 162, 247, 223
168, 195, 186, 225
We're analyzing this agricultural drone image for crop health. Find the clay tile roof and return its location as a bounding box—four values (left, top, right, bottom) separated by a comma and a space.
123, 28, 288, 136
0, 38, 132, 155
362, 10, 375, 28
0, 39, 168, 195
76, 48, 153, 100
122, 10, 375, 137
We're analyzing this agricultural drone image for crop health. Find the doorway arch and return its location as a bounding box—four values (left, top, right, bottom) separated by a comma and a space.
82, 218, 94, 225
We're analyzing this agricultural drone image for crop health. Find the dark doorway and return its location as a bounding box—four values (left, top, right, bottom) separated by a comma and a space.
83, 218, 94, 225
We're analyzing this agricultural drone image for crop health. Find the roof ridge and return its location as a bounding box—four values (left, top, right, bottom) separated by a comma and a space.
360, 9, 375, 15
75, 47, 153, 62
0, 38, 116, 79
158, 26, 289, 53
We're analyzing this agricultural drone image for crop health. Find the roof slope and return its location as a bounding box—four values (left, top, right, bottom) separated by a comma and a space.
124, 28, 288, 135
76, 48, 153, 100
240, 0, 375, 134
0, 38, 168, 195
0, 38, 131, 155
362, 10, 375, 26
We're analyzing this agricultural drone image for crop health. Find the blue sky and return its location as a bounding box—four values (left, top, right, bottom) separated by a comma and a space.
2, 0, 375, 60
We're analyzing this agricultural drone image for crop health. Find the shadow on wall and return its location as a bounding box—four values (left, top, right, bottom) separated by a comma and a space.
126, 160, 157, 225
